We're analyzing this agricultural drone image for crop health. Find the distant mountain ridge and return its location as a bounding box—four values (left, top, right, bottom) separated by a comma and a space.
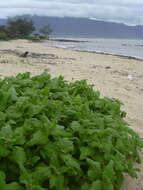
0, 15, 143, 39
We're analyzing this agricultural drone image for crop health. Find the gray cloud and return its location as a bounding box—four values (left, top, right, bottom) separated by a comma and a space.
0, 0, 143, 25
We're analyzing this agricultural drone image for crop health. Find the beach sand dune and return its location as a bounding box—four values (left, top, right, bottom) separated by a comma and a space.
0, 40, 143, 190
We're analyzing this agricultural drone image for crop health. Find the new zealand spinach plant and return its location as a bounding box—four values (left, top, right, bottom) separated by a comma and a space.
0, 72, 142, 190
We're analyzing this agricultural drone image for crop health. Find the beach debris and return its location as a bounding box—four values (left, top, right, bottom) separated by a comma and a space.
16, 46, 24, 49
125, 87, 131, 91
111, 70, 129, 76
92, 65, 102, 69
0, 59, 9, 63
30, 52, 58, 59
44, 68, 50, 72
0, 50, 58, 60
128, 74, 132, 80
47, 61, 57, 65
105, 66, 111, 69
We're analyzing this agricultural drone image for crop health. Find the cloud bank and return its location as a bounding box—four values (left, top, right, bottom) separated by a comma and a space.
0, 0, 143, 25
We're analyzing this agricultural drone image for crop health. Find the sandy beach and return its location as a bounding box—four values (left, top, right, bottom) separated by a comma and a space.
0, 39, 143, 190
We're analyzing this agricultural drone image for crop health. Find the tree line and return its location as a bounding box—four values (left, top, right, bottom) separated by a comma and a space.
0, 18, 53, 40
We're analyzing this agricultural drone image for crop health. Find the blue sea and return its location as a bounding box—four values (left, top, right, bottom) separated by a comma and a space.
44, 37, 143, 60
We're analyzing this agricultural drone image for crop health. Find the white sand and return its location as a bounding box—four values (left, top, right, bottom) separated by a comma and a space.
0, 39, 143, 190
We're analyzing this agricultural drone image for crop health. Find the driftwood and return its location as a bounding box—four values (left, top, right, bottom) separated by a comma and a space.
0, 49, 58, 59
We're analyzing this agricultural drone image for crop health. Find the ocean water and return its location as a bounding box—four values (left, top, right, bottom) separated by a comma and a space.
44, 38, 143, 60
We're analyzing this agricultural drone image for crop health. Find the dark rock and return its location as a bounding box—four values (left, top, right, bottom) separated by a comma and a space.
105, 66, 111, 69
20, 51, 29, 58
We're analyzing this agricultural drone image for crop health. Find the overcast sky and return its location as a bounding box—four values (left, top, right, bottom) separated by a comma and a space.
0, 0, 143, 25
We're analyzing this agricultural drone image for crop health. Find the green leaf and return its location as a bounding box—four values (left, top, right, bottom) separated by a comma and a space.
0, 145, 10, 157
103, 160, 115, 183
0, 125, 13, 140
89, 180, 102, 190
49, 174, 65, 190
70, 121, 81, 132
11, 147, 26, 167
61, 154, 81, 174
0, 170, 6, 181
51, 125, 69, 137
103, 182, 114, 190
27, 104, 43, 117
32, 165, 51, 184
8, 87, 18, 102
0, 112, 6, 124
5, 182, 24, 190
56, 138, 73, 153
26, 130, 49, 146
30, 156, 40, 166
80, 147, 92, 160
13, 127, 26, 145
87, 158, 101, 180
81, 183, 90, 190
49, 175, 57, 188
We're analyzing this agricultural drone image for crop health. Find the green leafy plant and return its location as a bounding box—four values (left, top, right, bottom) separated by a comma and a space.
23, 35, 41, 41
0, 32, 9, 41
0, 72, 142, 190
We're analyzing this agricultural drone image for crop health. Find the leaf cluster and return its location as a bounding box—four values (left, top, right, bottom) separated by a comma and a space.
0, 32, 9, 41
0, 72, 142, 190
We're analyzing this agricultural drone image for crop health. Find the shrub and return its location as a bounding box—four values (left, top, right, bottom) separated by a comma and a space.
0, 72, 142, 190
39, 35, 47, 40
7, 18, 35, 38
0, 32, 9, 40
23, 35, 40, 41
39, 24, 53, 40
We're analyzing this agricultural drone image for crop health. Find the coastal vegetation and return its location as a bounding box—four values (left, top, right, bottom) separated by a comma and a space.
39, 24, 53, 40
0, 72, 142, 190
0, 18, 53, 41
0, 32, 9, 41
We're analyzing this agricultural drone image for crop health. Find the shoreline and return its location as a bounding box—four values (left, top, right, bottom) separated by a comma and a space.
47, 45, 143, 61
1, 42, 143, 62
51, 39, 88, 43
44, 40, 143, 62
